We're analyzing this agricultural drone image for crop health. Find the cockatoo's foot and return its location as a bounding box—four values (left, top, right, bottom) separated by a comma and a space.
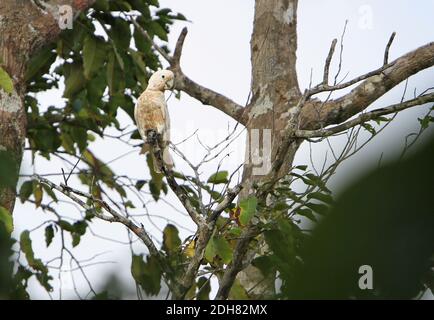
145, 129, 159, 145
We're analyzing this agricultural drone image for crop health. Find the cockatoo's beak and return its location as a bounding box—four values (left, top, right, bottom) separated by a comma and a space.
165, 78, 174, 90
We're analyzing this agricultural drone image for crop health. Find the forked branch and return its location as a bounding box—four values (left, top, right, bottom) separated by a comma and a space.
296, 92, 434, 138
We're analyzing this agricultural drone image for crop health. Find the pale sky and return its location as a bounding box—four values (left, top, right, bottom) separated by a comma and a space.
13, 1, 434, 299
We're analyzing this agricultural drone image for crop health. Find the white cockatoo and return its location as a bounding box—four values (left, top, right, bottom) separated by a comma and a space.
134, 69, 175, 169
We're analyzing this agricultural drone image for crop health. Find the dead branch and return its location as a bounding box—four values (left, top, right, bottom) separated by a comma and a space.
301, 42, 434, 130
296, 92, 434, 138
169, 28, 246, 124
323, 38, 338, 85
384, 32, 396, 66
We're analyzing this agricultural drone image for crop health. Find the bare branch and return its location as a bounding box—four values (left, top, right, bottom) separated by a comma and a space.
147, 131, 204, 226
35, 176, 161, 256
323, 39, 338, 85
300, 42, 434, 130
308, 61, 397, 98
207, 184, 243, 222
172, 27, 188, 67
296, 92, 434, 138
168, 29, 246, 124
384, 32, 396, 66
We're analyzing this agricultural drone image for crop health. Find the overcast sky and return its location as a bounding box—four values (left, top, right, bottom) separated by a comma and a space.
13, 0, 434, 299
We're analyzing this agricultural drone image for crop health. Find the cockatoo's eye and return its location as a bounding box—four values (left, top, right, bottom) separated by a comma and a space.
162, 75, 165, 79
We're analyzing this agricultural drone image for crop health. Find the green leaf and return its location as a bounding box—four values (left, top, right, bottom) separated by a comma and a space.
106, 52, 125, 95
228, 226, 242, 237
133, 25, 152, 54
305, 202, 329, 215
131, 254, 162, 296
214, 237, 232, 264
239, 196, 257, 226
19, 181, 34, 203
362, 123, 376, 135
374, 116, 391, 125
295, 208, 317, 222
109, 18, 131, 50
228, 279, 248, 300
264, 219, 295, 273
252, 255, 275, 278
32, 181, 43, 208
44, 225, 55, 247
273, 201, 290, 211
72, 233, 81, 247
83, 36, 107, 79
20, 231, 48, 274
36, 272, 53, 292
58, 220, 74, 232
197, 276, 211, 300
162, 224, 181, 254
419, 116, 431, 130
42, 184, 58, 202
205, 236, 232, 264
307, 192, 334, 205
0, 150, 18, 188
73, 220, 87, 235
93, 0, 109, 11
29, 128, 61, 153
295, 165, 308, 171
148, 21, 168, 41
0, 66, 14, 93
63, 63, 86, 99
0, 206, 13, 233
135, 180, 147, 191
207, 171, 228, 184
87, 71, 107, 105
24, 45, 56, 82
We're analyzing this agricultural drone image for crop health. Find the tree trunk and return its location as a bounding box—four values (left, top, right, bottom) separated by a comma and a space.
237, 0, 302, 298
0, 0, 95, 212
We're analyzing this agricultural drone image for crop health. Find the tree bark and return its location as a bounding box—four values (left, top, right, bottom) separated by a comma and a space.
241, 0, 301, 199
0, 0, 95, 212
237, 0, 302, 298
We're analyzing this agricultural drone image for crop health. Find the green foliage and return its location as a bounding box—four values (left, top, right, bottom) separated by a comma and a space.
0, 151, 18, 189
162, 224, 181, 254
207, 171, 229, 184
196, 276, 211, 300
0, 0, 192, 300
238, 196, 257, 226
418, 112, 434, 129
24, 0, 184, 202
20, 231, 53, 291
287, 135, 434, 299
0, 66, 14, 93
228, 279, 249, 300
131, 254, 162, 296
263, 218, 298, 290
205, 235, 233, 265
0, 207, 13, 234
0, 224, 30, 299
44, 224, 55, 247
57, 219, 88, 247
